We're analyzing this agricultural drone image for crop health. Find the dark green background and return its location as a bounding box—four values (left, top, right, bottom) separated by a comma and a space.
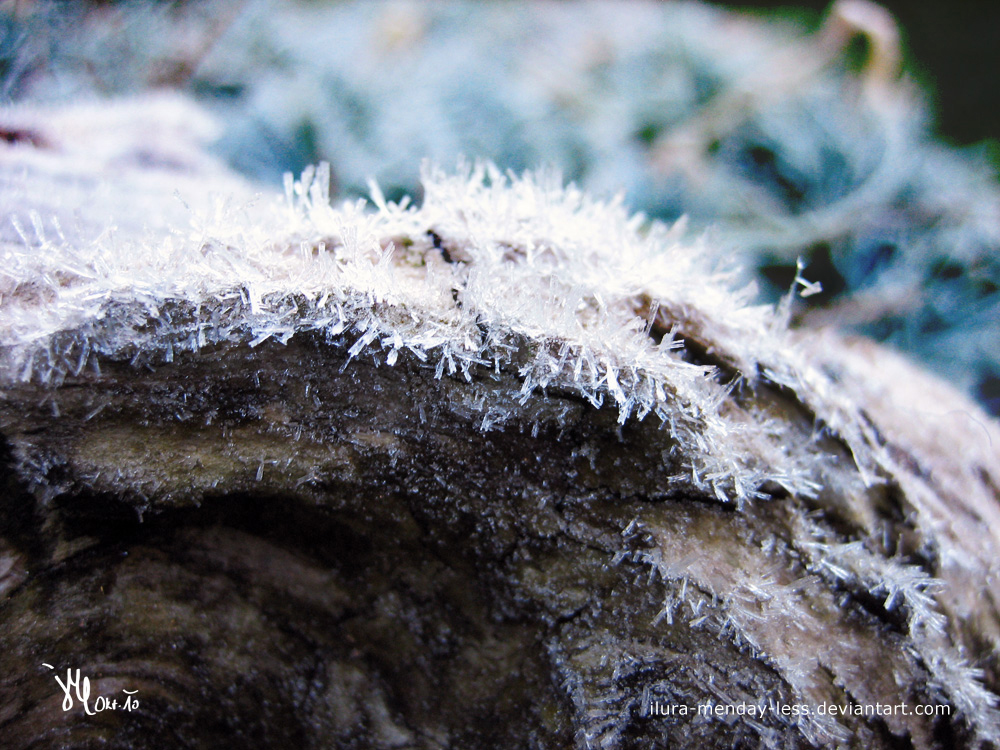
722, 1, 1000, 148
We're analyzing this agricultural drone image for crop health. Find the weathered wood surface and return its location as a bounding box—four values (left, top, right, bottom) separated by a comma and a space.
1, 96, 1000, 749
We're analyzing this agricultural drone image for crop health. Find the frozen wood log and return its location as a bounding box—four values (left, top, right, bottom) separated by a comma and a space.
2, 95, 1000, 750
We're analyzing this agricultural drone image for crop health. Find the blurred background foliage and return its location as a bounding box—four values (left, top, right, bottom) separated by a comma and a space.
729, 0, 1000, 148
1, 0, 998, 415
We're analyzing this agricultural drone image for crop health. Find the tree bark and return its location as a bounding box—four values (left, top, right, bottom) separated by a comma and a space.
1, 95, 1000, 750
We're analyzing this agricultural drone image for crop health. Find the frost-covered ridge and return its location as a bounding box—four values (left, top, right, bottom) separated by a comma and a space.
5, 105, 1000, 745
0, 161, 899, 505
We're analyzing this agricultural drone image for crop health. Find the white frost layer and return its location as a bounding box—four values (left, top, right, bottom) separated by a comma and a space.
1, 141, 830, 506
0, 96, 992, 520
4, 96, 1000, 743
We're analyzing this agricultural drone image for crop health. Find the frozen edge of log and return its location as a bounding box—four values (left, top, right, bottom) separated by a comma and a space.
1, 94, 999, 749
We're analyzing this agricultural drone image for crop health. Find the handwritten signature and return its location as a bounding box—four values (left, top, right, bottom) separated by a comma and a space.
42, 664, 140, 714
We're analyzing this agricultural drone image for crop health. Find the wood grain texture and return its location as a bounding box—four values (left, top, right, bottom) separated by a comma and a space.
1, 95, 999, 750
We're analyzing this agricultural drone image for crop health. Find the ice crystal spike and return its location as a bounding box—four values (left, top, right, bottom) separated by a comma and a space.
0, 86, 997, 557
0, 146, 833, 508
2, 93, 989, 745
9, 0, 998, 413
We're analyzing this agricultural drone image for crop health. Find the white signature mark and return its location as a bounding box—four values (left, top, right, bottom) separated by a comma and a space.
42, 663, 140, 714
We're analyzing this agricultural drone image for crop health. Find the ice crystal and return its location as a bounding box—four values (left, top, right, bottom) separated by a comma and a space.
1, 151, 847, 508
5, 118, 1000, 739
796, 534, 1000, 742
5, 0, 996, 412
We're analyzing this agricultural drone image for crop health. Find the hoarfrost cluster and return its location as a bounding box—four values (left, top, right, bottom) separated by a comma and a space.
5, 0, 998, 413
3, 93, 1000, 746
3, 150, 872, 508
